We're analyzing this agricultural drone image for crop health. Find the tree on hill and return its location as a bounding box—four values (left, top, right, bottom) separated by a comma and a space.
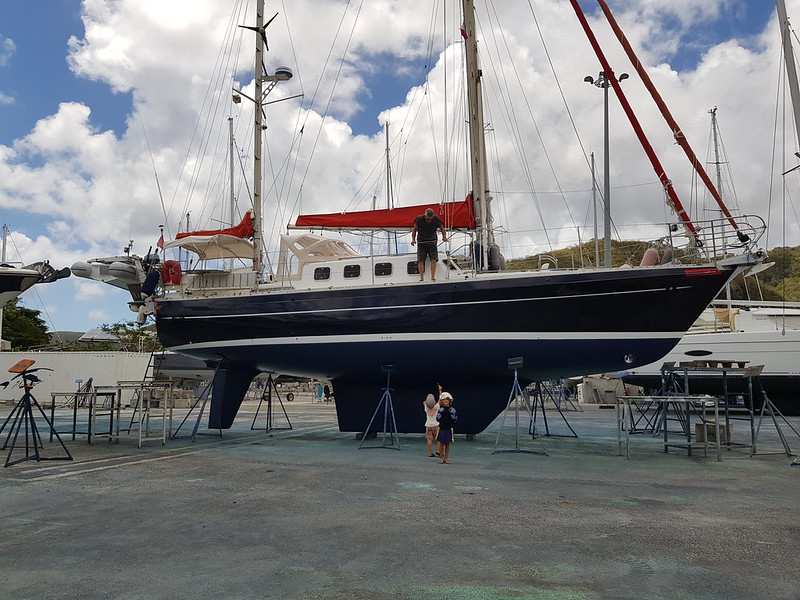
99, 322, 162, 353
505, 242, 800, 302
1, 299, 50, 350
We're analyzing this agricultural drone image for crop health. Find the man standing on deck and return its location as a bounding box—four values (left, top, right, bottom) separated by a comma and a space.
411, 208, 448, 282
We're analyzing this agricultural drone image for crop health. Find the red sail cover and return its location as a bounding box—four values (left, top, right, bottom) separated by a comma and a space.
293, 196, 476, 230
176, 210, 254, 239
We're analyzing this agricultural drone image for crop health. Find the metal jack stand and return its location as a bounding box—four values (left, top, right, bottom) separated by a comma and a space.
251, 374, 292, 431
753, 389, 800, 458
359, 365, 400, 450
494, 358, 547, 456
529, 380, 578, 438
172, 367, 223, 442
0, 360, 72, 467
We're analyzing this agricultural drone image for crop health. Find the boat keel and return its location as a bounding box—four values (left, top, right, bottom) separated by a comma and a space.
208, 363, 260, 429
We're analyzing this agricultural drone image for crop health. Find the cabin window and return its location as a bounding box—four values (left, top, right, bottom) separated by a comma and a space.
344, 264, 361, 279
314, 267, 331, 281
375, 262, 393, 276
406, 261, 419, 275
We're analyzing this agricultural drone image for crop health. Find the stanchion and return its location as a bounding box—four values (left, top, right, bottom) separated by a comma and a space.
358, 365, 400, 450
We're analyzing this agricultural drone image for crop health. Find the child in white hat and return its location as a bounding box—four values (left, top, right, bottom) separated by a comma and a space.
436, 391, 458, 463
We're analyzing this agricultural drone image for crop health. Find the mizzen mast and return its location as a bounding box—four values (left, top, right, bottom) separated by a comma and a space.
238, 1, 291, 280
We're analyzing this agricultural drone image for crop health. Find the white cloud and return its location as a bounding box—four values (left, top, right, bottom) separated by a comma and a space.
0, 36, 15, 66
73, 279, 113, 301
88, 308, 113, 324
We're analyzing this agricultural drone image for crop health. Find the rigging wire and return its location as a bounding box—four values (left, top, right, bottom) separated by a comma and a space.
135, 111, 169, 239
286, 0, 365, 219
166, 0, 249, 235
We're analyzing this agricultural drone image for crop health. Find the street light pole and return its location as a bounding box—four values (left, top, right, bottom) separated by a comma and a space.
585, 71, 628, 268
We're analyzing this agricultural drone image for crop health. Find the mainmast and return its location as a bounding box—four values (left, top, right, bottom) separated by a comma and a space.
251, 0, 265, 277
462, 0, 494, 271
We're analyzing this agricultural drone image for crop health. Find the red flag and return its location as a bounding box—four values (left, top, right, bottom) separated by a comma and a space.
157, 235, 164, 251
460, 24, 468, 40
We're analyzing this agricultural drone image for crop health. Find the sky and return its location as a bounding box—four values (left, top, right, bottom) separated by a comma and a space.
0, 0, 796, 334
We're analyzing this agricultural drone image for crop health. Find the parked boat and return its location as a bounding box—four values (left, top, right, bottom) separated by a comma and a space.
622, 300, 800, 414
0, 225, 70, 309
73, 0, 765, 434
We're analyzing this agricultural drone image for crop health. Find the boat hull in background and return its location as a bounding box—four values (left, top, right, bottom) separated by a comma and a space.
623, 329, 800, 415
0, 268, 43, 307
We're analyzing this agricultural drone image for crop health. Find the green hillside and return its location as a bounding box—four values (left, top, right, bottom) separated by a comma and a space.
505, 241, 800, 302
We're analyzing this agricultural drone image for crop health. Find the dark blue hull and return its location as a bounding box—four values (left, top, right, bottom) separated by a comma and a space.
155, 264, 738, 433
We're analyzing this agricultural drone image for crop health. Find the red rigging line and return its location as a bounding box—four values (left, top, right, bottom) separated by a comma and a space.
568, 0, 701, 246
594, 0, 749, 243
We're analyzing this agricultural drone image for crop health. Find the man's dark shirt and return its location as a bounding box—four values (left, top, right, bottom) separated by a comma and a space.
414, 214, 443, 243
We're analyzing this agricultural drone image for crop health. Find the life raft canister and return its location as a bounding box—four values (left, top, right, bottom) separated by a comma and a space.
140, 269, 161, 296
160, 260, 182, 285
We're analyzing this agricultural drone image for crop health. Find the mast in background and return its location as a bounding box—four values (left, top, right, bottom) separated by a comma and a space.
778, 0, 800, 152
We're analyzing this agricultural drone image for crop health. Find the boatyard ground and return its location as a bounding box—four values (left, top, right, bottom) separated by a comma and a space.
1, 398, 799, 600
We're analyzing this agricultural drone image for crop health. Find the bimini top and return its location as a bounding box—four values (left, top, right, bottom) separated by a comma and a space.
164, 234, 255, 261
164, 211, 255, 260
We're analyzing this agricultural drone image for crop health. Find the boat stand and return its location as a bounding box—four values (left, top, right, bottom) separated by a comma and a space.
171, 367, 223, 442
549, 379, 583, 412
358, 365, 400, 450
528, 380, 578, 438
251, 374, 292, 432
493, 358, 547, 456
655, 362, 800, 456
0, 361, 72, 467
752, 389, 800, 457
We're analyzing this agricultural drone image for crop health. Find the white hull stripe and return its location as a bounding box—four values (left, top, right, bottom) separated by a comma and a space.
160, 285, 693, 321
167, 330, 683, 353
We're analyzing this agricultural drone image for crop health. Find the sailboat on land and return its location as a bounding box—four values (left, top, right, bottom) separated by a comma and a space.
74, 0, 765, 435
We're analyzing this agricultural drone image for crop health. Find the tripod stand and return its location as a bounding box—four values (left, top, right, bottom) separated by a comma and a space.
0, 360, 72, 467
358, 365, 400, 450
251, 374, 293, 432
493, 358, 547, 456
